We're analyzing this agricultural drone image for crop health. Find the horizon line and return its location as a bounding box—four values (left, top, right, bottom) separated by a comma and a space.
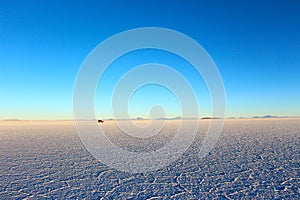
2, 115, 300, 121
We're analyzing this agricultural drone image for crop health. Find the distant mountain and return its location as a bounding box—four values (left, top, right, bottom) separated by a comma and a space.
201, 117, 221, 120
154, 116, 175, 120
169, 116, 182, 120
132, 117, 148, 120
155, 116, 180, 120
252, 115, 279, 118
2, 119, 21, 121
155, 116, 198, 120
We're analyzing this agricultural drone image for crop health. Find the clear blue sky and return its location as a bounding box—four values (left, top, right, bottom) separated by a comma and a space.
1, 0, 299, 119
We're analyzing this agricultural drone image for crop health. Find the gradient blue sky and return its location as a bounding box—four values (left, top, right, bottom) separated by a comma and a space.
1, 0, 300, 119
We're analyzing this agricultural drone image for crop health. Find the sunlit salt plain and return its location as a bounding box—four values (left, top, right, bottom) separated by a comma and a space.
0, 119, 299, 199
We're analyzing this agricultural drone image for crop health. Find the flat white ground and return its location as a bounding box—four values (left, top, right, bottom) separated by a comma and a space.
0, 119, 299, 199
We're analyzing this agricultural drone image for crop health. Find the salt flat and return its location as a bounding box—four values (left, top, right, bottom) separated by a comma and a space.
0, 119, 299, 199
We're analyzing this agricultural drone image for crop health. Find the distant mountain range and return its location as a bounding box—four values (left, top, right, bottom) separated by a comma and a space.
2, 115, 297, 121
252, 115, 279, 118
2, 119, 21, 121
252, 115, 294, 119
201, 117, 222, 120
155, 116, 182, 120
130, 116, 195, 120
116, 116, 198, 120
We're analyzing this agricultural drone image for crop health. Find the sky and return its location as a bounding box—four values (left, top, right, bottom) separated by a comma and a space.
1, 0, 300, 120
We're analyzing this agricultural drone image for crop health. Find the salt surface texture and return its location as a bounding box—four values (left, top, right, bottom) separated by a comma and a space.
0, 119, 299, 199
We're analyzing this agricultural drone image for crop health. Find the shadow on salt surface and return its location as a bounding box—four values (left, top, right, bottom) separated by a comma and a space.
0, 119, 299, 199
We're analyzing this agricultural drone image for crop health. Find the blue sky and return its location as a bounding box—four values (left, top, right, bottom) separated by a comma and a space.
1, 0, 300, 119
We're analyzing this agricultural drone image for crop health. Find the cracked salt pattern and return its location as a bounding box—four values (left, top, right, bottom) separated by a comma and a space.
0, 119, 299, 199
